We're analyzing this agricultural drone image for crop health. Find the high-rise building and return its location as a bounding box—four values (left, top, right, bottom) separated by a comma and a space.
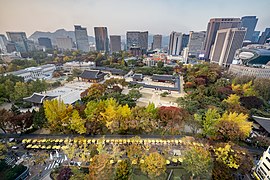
241, 16, 258, 41
6, 32, 29, 52
258, 28, 270, 44
203, 18, 241, 59
139, 31, 148, 52
126, 31, 148, 54
251, 31, 260, 43
38, 37, 53, 49
110, 35, 121, 53
181, 34, 189, 51
74, 25, 89, 52
94, 27, 109, 52
0, 34, 8, 53
187, 31, 206, 57
210, 28, 246, 66
56, 37, 73, 51
152, 34, 162, 50
168, 31, 182, 55
126, 31, 140, 50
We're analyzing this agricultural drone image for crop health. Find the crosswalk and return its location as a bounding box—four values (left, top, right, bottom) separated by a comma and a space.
44, 159, 64, 170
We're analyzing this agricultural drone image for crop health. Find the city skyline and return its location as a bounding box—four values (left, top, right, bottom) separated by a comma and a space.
0, 0, 269, 37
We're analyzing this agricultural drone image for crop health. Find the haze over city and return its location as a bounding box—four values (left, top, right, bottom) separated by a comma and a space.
0, 0, 270, 36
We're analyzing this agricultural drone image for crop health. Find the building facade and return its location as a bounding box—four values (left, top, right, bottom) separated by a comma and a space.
168, 31, 182, 55
210, 28, 246, 66
254, 146, 270, 179
126, 31, 148, 53
8, 64, 56, 81
259, 28, 270, 44
203, 18, 241, 59
110, 35, 121, 53
74, 25, 89, 52
63, 61, 96, 74
181, 34, 190, 51
56, 37, 73, 51
38, 37, 53, 49
0, 34, 8, 53
241, 16, 258, 41
229, 64, 270, 79
94, 27, 109, 52
152, 34, 162, 50
187, 31, 206, 57
6, 32, 29, 52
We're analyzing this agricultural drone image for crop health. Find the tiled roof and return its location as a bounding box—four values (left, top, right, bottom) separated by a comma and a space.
132, 74, 143, 80
253, 116, 270, 134
80, 70, 106, 79
152, 74, 175, 82
23, 93, 56, 104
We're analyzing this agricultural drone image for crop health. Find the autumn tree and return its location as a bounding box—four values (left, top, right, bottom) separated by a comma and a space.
43, 99, 73, 133
240, 96, 264, 109
81, 83, 106, 102
216, 112, 252, 141
253, 78, 270, 101
114, 159, 132, 180
140, 152, 166, 178
158, 106, 189, 134
126, 143, 143, 165
222, 94, 249, 114
89, 153, 112, 180
182, 146, 213, 179
0, 142, 7, 160
57, 167, 73, 180
0, 109, 13, 133
213, 142, 253, 174
70, 110, 86, 134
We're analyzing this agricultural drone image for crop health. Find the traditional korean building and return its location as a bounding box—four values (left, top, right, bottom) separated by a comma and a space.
80, 70, 107, 83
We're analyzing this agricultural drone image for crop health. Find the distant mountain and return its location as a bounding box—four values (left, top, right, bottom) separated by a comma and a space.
29, 29, 95, 45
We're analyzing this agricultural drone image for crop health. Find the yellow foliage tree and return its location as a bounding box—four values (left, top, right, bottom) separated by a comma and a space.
214, 144, 239, 169
70, 110, 86, 134
223, 94, 240, 106
140, 152, 166, 178
43, 99, 73, 132
217, 111, 252, 140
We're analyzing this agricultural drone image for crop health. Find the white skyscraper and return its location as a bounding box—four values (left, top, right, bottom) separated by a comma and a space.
168, 32, 182, 55
210, 28, 246, 66
74, 25, 89, 52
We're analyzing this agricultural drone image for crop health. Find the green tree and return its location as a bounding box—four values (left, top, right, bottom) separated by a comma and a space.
12, 82, 29, 101
182, 147, 213, 179
194, 108, 220, 137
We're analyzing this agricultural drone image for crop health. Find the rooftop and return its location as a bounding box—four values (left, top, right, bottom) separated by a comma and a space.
252, 115, 270, 134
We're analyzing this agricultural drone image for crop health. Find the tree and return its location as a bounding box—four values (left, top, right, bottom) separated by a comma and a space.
12, 82, 29, 101
157, 61, 164, 68
216, 112, 252, 141
81, 83, 106, 102
140, 152, 166, 178
158, 106, 189, 134
253, 78, 270, 101
240, 96, 264, 109
70, 110, 86, 134
0, 109, 13, 133
127, 89, 142, 101
89, 153, 112, 180
194, 108, 220, 138
43, 99, 73, 133
126, 143, 143, 165
32, 106, 47, 129
0, 142, 7, 160
57, 167, 73, 180
182, 147, 213, 179
114, 160, 132, 180
214, 143, 253, 173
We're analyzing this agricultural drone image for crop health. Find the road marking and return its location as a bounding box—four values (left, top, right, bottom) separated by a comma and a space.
44, 166, 47, 170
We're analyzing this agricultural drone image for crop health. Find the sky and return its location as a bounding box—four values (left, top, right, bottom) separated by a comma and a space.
0, 0, 269, 37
